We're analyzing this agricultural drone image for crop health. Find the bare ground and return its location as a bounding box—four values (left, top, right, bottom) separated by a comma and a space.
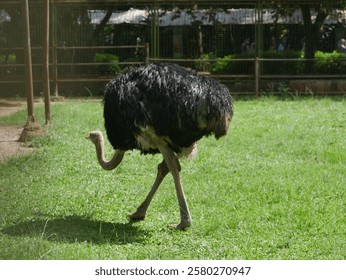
0, 100, 35, 162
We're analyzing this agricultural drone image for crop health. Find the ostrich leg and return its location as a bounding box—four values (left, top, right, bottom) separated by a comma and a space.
159, 145, 192, 230
129, 160, 169, 220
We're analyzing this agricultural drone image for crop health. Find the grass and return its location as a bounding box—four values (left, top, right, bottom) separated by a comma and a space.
0, 97, 345, 260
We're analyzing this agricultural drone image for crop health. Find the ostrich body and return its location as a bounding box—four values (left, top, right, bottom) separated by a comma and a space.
88, 63, 233, 230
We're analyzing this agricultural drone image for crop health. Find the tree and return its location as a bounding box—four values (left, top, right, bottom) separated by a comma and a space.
267, 1, 341, 73
301, 4, 328, 73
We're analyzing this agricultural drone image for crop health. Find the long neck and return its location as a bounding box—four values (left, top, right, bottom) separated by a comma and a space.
95, 137, 125, 171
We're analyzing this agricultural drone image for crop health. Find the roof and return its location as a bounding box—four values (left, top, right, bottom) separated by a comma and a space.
90, 8, 148, 25
89, 8, 346, 26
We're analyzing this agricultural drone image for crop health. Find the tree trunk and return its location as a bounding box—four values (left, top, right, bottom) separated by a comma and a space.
301, 5, 328, 74
301, 5, 314, 74
92, 7, 115, 43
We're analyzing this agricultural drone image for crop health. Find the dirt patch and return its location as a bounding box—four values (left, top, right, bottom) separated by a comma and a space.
0, 100, 26, 118
0, 100, 35, 162
0, 125, 35, 162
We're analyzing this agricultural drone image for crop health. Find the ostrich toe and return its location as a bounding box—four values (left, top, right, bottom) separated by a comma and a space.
170, 217, 191, 230
128, 211, 146, 221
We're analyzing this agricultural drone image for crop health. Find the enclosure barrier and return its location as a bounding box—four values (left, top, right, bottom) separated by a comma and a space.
2, 50, 346, 96
149, 57, 346, 96
0, 44, 147, 96
1, 0, 345, 96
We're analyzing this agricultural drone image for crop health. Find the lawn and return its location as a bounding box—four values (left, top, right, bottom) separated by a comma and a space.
0, 97, 345, 259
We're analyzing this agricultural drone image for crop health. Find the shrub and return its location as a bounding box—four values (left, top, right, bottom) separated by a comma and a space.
95, 53, 121, 75
314, 51, 346, 74
199, 51, 346, 75
261, 51, 303, 75
212, 55, 234, 74
195, 53, 216, 72
207, 51, 302, 75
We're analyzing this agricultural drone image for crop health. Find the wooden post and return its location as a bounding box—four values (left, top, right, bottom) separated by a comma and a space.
19, 0, 45, 142
43, 0, 51, 124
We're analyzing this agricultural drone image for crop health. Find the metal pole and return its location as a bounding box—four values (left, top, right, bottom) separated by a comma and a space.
150, 3, 159, 58
22, 0, 35, 118
19, 0, 44, 142
156, 6, 159, 58
255, 0, 262, 97
255, 57, 260, 98
52, 2, 59, 96
145, 42, 150, 65
43, 0, 51, 124
53, 46, 59, 96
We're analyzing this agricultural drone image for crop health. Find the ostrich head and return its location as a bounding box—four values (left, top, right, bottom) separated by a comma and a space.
87, 130, 125, 171
87, 130, 104, 145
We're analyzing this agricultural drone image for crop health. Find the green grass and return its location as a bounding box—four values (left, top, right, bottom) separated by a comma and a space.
0, 98, 345, 259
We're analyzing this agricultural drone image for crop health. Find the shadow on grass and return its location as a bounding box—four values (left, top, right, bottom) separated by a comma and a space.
1, 215, 150, 244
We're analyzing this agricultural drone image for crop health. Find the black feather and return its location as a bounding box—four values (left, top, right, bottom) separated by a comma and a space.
103, 63, 233, 154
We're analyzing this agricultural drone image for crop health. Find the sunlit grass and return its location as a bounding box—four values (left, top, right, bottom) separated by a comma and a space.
0, 97, 345, 259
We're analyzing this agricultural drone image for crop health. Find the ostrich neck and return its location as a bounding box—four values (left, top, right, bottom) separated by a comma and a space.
95, 139, 125, 171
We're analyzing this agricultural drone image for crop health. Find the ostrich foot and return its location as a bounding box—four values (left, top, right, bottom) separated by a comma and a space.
170, 218, 191, 230
128, 211, 146, 221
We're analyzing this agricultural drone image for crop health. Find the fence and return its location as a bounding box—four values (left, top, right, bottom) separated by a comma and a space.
1, 0, 346, 97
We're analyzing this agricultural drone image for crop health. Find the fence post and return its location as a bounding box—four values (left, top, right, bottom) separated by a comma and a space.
53, 46, 59, 96
150, 3, 159, 58
255, 57, 260, 97
52, 2, 59, 97
21, 0, 34, 118
145, 43, 150, 65
42, 0, 51, 124
20, 0, 44, 142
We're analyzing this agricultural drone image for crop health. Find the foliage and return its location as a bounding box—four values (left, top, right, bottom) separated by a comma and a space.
198, 51, 346, 75
0, 53, 16, 64
313, 51, 346, 74
95, 53, 122, 75
260, 51, 304, 75
212, 55, 236, 74
0, 98, 345, 260
195, 53, 216, 72
196, 53, 253, 74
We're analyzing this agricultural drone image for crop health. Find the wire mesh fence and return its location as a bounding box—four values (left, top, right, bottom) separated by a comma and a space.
1, 1, 346, 97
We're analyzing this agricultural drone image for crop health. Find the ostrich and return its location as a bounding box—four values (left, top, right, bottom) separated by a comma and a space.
88, 63, 233, 230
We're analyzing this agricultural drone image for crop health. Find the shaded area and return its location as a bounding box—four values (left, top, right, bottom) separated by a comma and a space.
2, 215, 150, 245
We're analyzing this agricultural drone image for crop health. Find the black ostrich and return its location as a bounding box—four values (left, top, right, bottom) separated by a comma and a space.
88, 63, 233, 230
